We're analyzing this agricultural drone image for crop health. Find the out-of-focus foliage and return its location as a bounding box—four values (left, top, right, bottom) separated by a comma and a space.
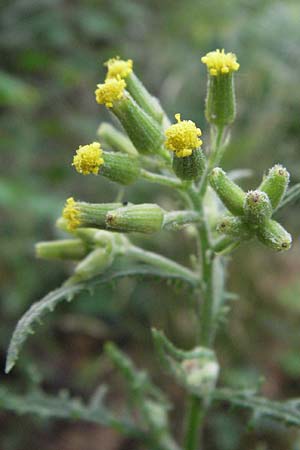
1, 0, 300, 449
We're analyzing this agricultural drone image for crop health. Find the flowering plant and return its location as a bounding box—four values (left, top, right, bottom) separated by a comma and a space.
4, 50, 299, 450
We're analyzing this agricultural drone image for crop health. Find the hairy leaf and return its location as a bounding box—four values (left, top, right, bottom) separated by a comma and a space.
6, 259, 196, 373
0, 386, 141, 436
212, 388, 300, 427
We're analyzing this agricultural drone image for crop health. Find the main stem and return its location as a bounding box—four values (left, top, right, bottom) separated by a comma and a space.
184, 125, 225, 450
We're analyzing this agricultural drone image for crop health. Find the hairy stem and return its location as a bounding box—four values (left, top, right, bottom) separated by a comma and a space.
184, 125, 225, 450
140, 168, 183, 188
126, 245, 200, 286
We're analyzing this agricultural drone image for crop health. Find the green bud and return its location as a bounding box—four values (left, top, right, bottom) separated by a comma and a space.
256, 219, 292, 252
112, 94, 164, 155
35, 239, 88, 261
243, 190, 272, 226
70, 246, 114, 283
181, 357, 219, 394
259, 164, 290, 210
209, 168, 245, 216
216, 215, 252, 240
97, 122, 138, 156
101, 151, 140, 185
126, 72, 165, 124
172, 149, 206, 181
205, 73, 236, 126
106, 203, 164, 233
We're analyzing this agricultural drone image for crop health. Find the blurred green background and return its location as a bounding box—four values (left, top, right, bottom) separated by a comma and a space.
1, 0, 300, 449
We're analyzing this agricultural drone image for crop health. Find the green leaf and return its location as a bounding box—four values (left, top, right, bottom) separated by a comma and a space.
212, 388, 300, 428
0, 386, 141, 437
6, 259, 195, 373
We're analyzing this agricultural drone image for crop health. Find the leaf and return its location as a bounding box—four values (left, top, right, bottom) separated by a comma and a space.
6, 259, 196, 373
276, 183, 300, 212
212, 388, 300, 428
0, 386, 141, 437
5, 284, 83, 374
105, 342, 179, 450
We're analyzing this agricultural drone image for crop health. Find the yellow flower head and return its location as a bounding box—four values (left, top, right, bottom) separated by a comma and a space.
201, 49, 239, 76
95, 77, 126, 108
165, 114, 202, 158
63, 197, 81, 231
72, 142, 104, 175
105, 57, 133, 80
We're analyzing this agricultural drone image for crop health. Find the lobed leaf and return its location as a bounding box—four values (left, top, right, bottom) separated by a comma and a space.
6, 259, 196, 373
212, 388, 300, 428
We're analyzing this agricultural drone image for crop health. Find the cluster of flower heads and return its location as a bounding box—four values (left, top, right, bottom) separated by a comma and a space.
60, 50, 293, 253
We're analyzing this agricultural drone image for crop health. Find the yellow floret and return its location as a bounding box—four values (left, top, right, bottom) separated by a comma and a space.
105, 57, 133, 80
95, 77, 126, 108
201, 49, 239, 76
72, 142, 104, 175
165, 114, 202, 158
63, 197, 81, 231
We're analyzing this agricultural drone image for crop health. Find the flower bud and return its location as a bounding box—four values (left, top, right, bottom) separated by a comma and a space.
105, 57, 165, 124
69, 246, 114, 283
165, 114, 205, 180
72, 143, 140, 185
216, 215, 252, 240
106, 203, 164, 233
62, 197, 123, 231
243, 190, 272, 226
201, 49, 239, 126
181, 356, 219, 394
259, 164, 290, 210
95, 79, 164, 155
209, 168, 245, 216
35, 239, 88, 261
256, 219, 292, 252
97, 122, 138, 156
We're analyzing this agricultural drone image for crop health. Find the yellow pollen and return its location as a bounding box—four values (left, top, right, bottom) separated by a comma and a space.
165, 113, 202, 158
95, 77, 126, 108
62, 197, 81, 231
201, 49, 239, 76
72, 142, 104, 175
105, 57, 133, 80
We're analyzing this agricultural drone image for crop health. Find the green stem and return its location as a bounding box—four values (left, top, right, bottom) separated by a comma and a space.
140, 169, 183, 188
126, 245, 200, 286
184, 397, 206, 450
163, 210, 202, 230
183, 125, 225, 450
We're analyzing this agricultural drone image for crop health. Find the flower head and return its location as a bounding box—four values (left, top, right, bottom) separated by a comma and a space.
201, 49, 239, 76
63, 197, 81, 231
72, 142, 104, 175
105, 57, 133, 80
95, 77, 126, 108
165, 114, 202, 158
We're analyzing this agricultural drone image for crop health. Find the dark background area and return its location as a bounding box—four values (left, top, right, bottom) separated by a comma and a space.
1, 0, 300, 449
